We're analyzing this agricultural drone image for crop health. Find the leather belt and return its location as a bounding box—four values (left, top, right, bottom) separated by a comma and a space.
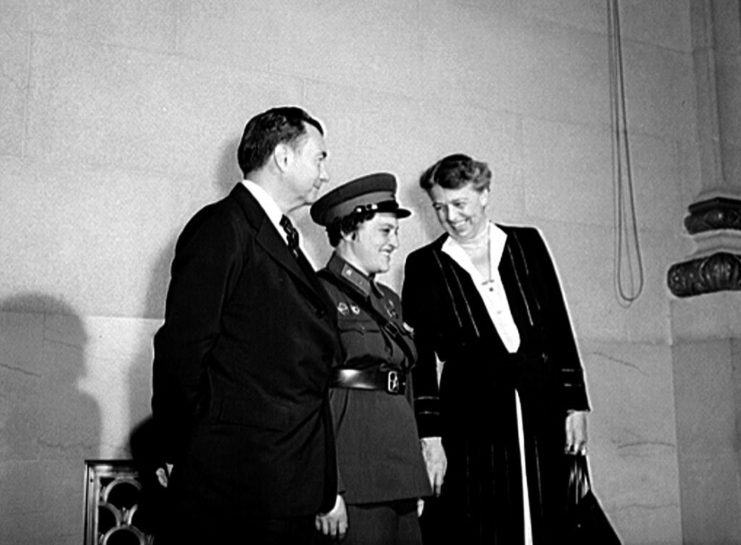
332, 368, 407, 395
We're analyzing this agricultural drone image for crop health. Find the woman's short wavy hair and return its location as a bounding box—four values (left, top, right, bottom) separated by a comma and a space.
419, 153, 491, 193
325, 209, 377, 247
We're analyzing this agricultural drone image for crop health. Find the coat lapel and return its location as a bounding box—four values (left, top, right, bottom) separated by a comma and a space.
229, 184, 336, 317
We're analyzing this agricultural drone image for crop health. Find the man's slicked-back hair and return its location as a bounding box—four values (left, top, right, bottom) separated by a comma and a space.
237, 106, 324, 178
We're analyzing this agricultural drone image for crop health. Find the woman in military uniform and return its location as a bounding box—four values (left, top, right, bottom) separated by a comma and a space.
310, 172, 431, 545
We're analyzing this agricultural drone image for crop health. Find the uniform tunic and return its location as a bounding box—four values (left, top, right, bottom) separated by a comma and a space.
319, 253, 431, 506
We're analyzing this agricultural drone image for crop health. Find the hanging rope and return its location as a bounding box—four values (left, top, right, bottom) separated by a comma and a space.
608, 0, 644, 306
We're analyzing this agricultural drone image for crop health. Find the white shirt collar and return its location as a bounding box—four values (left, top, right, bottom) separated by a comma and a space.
441, 222, 520, 353
441, 222, 507, 275
240, 179, 284, 238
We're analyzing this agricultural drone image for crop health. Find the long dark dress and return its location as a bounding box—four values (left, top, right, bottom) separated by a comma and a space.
401, 225, 590, 545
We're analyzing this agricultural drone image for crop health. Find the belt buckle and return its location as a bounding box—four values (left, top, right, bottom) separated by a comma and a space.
386, 370, 400, 394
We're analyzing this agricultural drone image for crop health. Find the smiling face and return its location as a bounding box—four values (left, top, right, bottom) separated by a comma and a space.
341, 212, 400, 276
284, 124, 330, 206
428, 182, 489, 243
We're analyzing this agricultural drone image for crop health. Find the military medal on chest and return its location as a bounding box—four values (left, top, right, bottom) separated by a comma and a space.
384, 298, 398, 319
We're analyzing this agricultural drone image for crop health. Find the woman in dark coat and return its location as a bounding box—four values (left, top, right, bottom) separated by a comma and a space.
311, 172, 431, 545
401, 153, 590, 545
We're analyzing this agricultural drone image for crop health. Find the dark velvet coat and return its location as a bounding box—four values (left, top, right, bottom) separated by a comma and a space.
402, 225, 590, 545
152, 184, 341, 535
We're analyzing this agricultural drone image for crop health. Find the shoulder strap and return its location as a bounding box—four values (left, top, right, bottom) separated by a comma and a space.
319, 269, 416, 365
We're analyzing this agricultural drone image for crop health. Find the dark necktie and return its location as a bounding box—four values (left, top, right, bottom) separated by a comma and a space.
280, 215, 300, 256
279, 215, 332, 315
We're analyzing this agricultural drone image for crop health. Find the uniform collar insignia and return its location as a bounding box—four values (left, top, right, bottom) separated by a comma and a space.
327, 252, 372, 297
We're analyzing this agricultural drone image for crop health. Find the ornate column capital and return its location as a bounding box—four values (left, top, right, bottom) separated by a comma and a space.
684, 197, 741, 233
668, 196, 741, 297
668, 251, 741, 297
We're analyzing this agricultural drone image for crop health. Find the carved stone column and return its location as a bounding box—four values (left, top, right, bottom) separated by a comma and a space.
669, 3, 741, 543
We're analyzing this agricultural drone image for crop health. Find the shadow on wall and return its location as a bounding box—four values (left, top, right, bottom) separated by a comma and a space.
0, 293, 100, 459
0, 293, 101, 542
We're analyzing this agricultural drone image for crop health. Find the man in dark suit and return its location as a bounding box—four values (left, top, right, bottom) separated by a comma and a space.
152, 106, 342, 544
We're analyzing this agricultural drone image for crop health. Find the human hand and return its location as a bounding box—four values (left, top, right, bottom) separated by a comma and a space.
155, 463, 173, 488
565, 411, 588, 455
420, 436, 447, 496
315, 494, 348, 540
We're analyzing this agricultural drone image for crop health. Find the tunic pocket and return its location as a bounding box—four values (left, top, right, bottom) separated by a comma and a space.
337, 315, 386, 364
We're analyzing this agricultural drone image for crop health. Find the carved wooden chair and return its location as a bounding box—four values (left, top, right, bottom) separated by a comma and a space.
83, 460, 156, 545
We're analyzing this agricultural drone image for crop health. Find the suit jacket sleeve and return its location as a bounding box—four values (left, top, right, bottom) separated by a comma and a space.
402, 251, 443, 438
520, 227, 590, 412
152, 203, 245, 462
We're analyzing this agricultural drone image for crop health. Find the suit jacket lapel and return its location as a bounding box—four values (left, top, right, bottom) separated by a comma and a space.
498, 225, 539, 335
229, 184, 336, 317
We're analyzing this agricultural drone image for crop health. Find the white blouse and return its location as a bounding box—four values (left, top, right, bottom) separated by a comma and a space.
441, 222, 521, 353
